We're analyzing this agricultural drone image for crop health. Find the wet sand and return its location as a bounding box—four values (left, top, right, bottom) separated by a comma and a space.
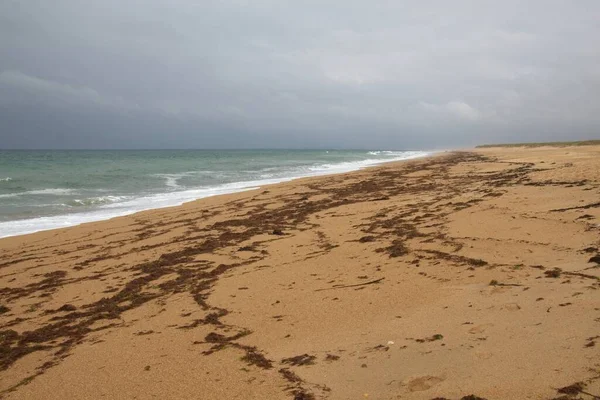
0, 146, 599, 400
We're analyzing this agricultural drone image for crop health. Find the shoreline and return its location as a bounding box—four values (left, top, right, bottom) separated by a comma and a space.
1, 145, 599, 399
0, 151, 434, 240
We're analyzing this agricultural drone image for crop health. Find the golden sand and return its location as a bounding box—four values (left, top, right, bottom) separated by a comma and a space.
1, 146, 599, 399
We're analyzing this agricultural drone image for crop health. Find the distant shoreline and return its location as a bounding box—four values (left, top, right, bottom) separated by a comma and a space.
476, 139, 600, 148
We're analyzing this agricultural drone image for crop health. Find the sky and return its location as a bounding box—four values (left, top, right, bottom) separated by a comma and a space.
1, 0, 599, 149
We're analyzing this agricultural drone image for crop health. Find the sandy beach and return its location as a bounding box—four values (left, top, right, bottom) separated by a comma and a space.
1, 145, 599, 400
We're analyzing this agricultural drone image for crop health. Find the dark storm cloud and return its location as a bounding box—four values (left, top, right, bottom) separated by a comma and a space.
1, 0, 599, 149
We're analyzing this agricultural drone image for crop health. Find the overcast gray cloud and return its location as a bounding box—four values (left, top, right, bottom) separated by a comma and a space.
1, 0, 599, 149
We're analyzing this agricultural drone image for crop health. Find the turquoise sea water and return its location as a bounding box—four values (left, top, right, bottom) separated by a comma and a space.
0, 149, 429, 238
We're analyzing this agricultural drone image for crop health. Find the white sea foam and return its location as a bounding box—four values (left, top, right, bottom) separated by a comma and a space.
367, 150, 407, 156
66, 195, 132, 207
0, 151, 431, 238
27, 188, 76, 195
154, 173, 185, 189
307, 151, 427, 175
0, 188, 76, 199
153, 171, 217, 188
0, 177, 12, 182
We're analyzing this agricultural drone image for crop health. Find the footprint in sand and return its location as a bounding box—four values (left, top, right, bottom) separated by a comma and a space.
468, 323, 494, 334
475, 350, 493, 359
490, 286, 509, 294
502, 302, 521, 311
404, 375, 446, 392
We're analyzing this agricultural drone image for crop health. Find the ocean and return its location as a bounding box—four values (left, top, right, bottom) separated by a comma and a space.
0, 149, 429, 238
